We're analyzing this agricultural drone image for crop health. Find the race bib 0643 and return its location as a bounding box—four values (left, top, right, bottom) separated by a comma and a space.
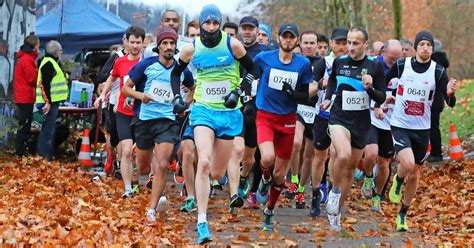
268, 68, 298, 91
403, 83, 430, 102
342, 91, 369, 111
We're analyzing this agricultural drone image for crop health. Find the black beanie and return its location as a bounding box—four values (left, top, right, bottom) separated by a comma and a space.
414, 30, 434, 50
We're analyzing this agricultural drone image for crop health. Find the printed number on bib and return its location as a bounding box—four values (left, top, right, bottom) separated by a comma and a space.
403, 84, 430, 102
268, 68, 298, 91
202, 80, 231, 102
149, 80, 173, 104
342, 91, 369, 111
297, 104, 316, 124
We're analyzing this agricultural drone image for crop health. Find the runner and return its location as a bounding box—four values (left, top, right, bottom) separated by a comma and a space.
252, 23, 316, 231
317, 34, 329, 57
360, 39, 402, 211
122, 27, 194, 225
285, 30, 321, 211
388, 30, 457, 231
226, 16, 269, 210
309, 27, 348, 217
169, 5, 257, 244
320, 27, 386, 231
97, 26, 145, 198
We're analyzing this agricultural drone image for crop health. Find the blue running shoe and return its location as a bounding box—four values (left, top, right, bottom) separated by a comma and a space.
256, 177, 271, 204
197, 222, 212, 244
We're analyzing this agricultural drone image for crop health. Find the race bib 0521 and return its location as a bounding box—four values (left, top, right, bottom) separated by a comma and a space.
342, 91, 369, 111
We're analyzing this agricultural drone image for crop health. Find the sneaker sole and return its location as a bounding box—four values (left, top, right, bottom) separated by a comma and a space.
156, 198, 169, 213
230, 197, 244, 208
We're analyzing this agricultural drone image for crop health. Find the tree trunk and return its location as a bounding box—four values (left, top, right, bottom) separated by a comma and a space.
392, 0, 402, 40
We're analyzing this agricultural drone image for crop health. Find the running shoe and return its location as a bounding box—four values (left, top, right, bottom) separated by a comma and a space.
326, 189, 341, 215
389, 174, 404, 204
328, 213, 341, 231
121, 190, 134, 199
361, 176, 374, 199
197, 222, 212, 244
354, 168, 363, 181
168, 160, 177, 172
131, 185, 140, 194
285, 182, 298, 199
104, 151, 114, 175
295, 192, 306, 209
248, 192, 259, 209
256, 177, 271, 204
230, 194, 244, 208
261, 207, 274, 231
371, 195, 381, 212
212, 179, 223, 191
396, 213, 409, 231
238, 176, 250, 198
145, 209, 156, 226
218, 174, 228, 186
156, 195, 169, 213
113, 160, 122, 179
180, 197, 197, 212
310, 191, 321, 216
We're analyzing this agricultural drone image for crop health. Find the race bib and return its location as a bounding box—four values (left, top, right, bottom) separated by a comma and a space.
403, 83, 430, 102
148, 80, 173, 104
202, 80, 231, 102
342, 91, 369, 111
297, 104, 316, 124
268, 68, 298, 91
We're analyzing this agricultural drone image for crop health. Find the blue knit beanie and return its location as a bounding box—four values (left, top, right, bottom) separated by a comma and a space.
199, 4, 222, 26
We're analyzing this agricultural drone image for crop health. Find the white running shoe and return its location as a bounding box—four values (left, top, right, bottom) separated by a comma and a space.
326, 189, 341, 215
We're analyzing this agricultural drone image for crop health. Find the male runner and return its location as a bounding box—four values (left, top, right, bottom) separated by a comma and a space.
388, 30, 456, 231
169, 5, 257, 244
320, 27, 386, 231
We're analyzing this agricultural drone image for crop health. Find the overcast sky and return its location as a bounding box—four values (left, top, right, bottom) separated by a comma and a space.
138, 0, 240, 16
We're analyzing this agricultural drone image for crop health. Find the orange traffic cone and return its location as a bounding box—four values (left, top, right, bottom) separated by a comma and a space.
449, 123, 464, 160
78, 129, 94, 166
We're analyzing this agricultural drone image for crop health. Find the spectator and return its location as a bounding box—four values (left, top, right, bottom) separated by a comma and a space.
0, 38, 10, 96
35, 40, 68, 160
186, 20, 200, 40
222, 22, 238, 37
14, 34, 40, 156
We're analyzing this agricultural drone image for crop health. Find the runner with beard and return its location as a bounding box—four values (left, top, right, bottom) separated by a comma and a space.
252, 23, 316, 231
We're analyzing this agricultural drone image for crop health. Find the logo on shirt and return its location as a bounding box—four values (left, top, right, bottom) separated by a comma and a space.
217, 56, 229, 63
339, 69, 351, 76
284, 124, 296, 128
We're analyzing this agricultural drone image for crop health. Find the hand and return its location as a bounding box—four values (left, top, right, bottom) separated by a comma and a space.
447, 78, 457, 96
173, 95, 187, 114
374, 108, 384, 120
224, 89, 241, 109
180, 84, 190, 93
123, 97, 134, 110
141, 94, 154, 104
282, 81, 294, 95
320, 99, 331, 111
361, 70, 373, 90
385, 95, 396, 104
113, 104, 118, 113
42, 103, 51, 115
94, 95, 104, 108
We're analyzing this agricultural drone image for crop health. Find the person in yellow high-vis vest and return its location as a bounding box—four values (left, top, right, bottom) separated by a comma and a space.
35, 40, 68, 160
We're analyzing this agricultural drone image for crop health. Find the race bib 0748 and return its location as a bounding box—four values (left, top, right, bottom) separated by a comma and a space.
202, 80, 231, 102
148, 80, 173, 104
342, 91, 369, 111
268, 68, 298, 91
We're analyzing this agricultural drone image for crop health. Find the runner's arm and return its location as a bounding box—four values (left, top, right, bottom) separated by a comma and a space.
366, 61, 386, 104
437, 67, 456, 107
170, 43, 194, 97
231, 38, 257, 97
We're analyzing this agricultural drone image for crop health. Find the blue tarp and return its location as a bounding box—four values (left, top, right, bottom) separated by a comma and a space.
36, 0, 130, 53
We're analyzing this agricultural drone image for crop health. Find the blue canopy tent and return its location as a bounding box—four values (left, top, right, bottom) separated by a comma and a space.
36, 0, 130, 53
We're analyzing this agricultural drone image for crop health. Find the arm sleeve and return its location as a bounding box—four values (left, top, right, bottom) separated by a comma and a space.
182, 68, 195, 88
367, 61, 386, 104
40, 62, 55, 103
98, 53, 118, 83
324, 59, 338, 101
312, 58, 326, 82
170, 58, 189, 97
437, 67, 456, 107
237, 53, 258, 96
111, 59, 120, 78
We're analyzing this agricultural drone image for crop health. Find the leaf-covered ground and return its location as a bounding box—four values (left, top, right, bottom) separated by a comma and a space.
0, 156, 472, 246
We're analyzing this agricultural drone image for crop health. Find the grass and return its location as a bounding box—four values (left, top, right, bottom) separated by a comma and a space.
439, 79, 474, 145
